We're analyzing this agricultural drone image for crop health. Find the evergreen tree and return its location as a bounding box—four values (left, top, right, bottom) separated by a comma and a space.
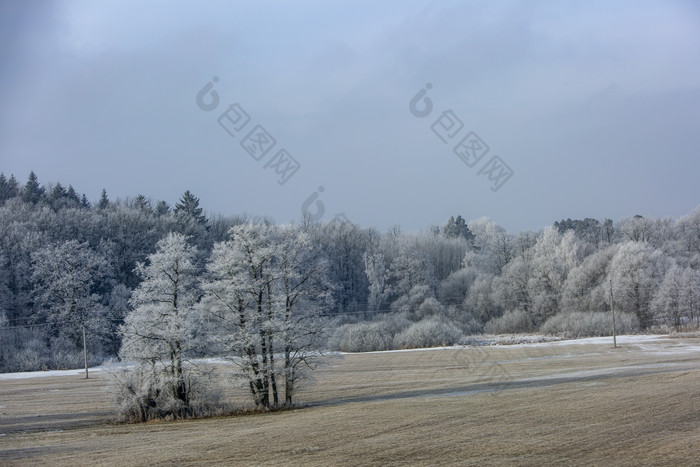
66, 185, 80, 204
51, 183, 67, 200
454, 215, 473, 241
174, 190, 207, 225
98, 189, 109, 210
8, 175, 20, 196
22, 171, 45, 204
154, 200, 171, 217
49, 183, 68, 210
444, 216, 458, 238
0, 174, 20, 204
443, 215, 474, 242
133, 195, 152, 214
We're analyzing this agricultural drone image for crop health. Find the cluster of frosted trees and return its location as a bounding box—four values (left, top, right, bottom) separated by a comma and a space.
2, 171, 700, 373
115, 226, 331, 419
0, 172, 249, 372
337, 213, 700, 351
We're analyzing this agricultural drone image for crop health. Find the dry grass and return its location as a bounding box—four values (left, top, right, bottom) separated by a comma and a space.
1, 336, 699, 466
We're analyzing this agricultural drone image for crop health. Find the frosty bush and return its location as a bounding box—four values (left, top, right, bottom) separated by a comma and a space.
337, 322, 395, 352
540, 311, 640, 338
14, 335, 48, 372
393, 318, 464, 349
108, 363, 222, 422
0, 328, 105, 373
484, 309, 534, 334
416, 297, 445, 320
445, 306, 484, 334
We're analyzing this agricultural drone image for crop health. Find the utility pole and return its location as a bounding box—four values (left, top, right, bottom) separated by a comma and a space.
82, 322, 89, 379
609, 279, 617, 349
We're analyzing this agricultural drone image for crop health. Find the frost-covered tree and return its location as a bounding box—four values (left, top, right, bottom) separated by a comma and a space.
387, 244, 432, 300
312, 220, 369, 313
31, 240, 109, 376
609, 241, 670, 328
492, 256, 532, 316
527, 228, 584, 324
0, 247, 12, 323
675, 205, 700, 263
418, 234, 469, 283
120, 233, 201, 415
616, 215, 674, 250
561, 244, 620, 314
202, 224, 330, 408
201, 223, 278, 407
274, 225, 332, 405
651, 266, 700, 330
438, 267, 477, 307
364, 251, 388, 312
463, 272, 500, 323
466, 217, 512, 274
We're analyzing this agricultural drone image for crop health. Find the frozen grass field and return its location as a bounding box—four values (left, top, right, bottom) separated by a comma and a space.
1, 334, 699, 466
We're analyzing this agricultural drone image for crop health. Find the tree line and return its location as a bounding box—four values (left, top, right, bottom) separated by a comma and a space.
1, 171, 699, 377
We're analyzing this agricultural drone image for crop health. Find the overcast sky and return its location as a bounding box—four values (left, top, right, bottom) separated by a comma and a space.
1, 0, 699, 233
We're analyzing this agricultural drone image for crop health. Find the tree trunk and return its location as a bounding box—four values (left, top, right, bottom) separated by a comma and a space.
284, 345, 293, 406
257, 314, 270, 408
268, 334, 279, 407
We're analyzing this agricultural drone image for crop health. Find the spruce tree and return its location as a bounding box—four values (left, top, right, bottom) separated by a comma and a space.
98, 189, 109, 210
0, 174, 19, 204
154, 200, 171, 217
66, 185, 80, 204
133, 194, 152, 214
22, 171, 45, 204
174, 190, 207, 225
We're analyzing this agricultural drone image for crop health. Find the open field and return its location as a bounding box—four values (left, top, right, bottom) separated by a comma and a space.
1, 335, 699, 466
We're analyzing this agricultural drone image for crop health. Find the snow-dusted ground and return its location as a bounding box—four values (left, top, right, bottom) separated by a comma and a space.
0, 334, 696, 381
342, 334, 671, 355
0, 367, 103, 380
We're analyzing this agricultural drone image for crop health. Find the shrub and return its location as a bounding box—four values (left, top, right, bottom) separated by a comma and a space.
484, 309, 534, 334
337, 322, 394, 352
540, 311, 640, 338
446, 306, 484, 334
393, 318, 463, 349
108, 362, 222, 422
416, 297, 445, 320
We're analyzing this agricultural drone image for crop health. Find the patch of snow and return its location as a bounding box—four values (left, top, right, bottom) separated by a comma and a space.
503, 334, 669, 348
342, 345, 463, 355
0, 367, 103, 381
